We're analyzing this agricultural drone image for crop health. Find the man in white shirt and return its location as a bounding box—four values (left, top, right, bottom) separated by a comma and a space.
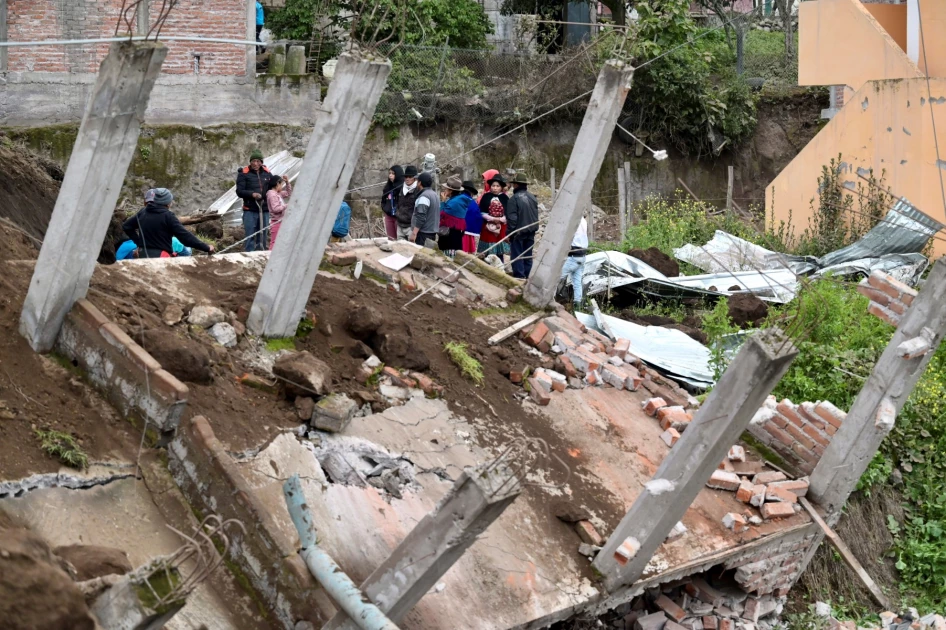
561, 215, 588, 310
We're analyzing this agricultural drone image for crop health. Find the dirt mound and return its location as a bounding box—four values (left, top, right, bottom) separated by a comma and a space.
728, 293, 769, 328
0, 514, 96, 630
666, 323, 708, 344
345, 303, 383, 340
627, 247, 679, 277
0, 141, 60, 244
137, 329, 214, 384
53, 544, 132, 581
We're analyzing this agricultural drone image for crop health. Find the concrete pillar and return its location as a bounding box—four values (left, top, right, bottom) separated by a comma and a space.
592, 330, 797, 591
246, 0, 257, 77
0, 0, 7, 73
523, 60, 633, 307
247, 53, 390, 338
286, 45, 306, 74
19, 42, 166, 353
323, 463, 522, 629
809, 257, 946, 518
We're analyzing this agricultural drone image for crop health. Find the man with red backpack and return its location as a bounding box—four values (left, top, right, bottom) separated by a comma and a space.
236, 149, 274, 252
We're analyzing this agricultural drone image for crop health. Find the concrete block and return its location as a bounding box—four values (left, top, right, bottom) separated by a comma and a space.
760, 502, 794, 520
643, 397, 668, 417
706, 470, 742, 491
312, 393, 357, 432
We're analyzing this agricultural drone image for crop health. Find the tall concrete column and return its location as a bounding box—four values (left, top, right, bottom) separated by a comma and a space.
245, 0, 257, 77
523, 59, 633, 307
19, 42, 166, 353
810, 258, 946, 518
247, 53, 390, 337
323, 464, 522, 629
592, 331, 797, 591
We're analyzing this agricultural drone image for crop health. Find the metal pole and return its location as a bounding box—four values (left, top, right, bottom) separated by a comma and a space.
617, 165, 626, 239
726, 165, 734, 215
282, 476, 400, 630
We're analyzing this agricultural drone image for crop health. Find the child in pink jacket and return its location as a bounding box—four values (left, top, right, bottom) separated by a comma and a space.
266, 176, 292, 249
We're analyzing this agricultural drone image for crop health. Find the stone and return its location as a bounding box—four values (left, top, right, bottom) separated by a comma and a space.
574, 520, 604, 546
53, 545, 132, 581
312, 393, 357, 433
273, 351, 332, 397
578, 543, 600, 558
209, 322, 237, 348
707, 470, 742, 491
187, 305, 227, 328
363, 355, 382, 369
373, 330, 430, 371
379, 385, 411, 401
162, 304, 184, 326
552, 499, 592, 523
345, 303, 383, 340
295, 396, 315, 421
348, 340, 373, 359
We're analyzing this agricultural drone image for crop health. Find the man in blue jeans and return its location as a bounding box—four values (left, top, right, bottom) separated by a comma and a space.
236, 149, 273, 252
505, 172, 539, 279
561, 213, 588, 310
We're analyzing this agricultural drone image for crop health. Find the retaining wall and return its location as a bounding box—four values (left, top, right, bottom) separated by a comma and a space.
54, 298, 188, 436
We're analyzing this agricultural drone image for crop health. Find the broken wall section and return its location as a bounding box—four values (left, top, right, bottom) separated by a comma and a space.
747, 397, 846, 476
55, 299, 188, 436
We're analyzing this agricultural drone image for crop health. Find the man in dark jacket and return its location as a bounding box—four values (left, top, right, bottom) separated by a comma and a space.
505, 173, 540, 279
395, 165, 420, 241
411, 172, 440, 247
122, 188, 214, 258
236, 149, 274, 252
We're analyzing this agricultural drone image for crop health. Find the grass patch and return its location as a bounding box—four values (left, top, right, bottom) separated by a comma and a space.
366, 363, 385, 387
35, 429, 88, 469
265, 337, 296, 352
741, 432, 788, 471
444, 341, 484, 386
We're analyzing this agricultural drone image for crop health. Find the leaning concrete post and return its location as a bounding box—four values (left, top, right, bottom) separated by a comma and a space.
523, 60, 633, 307
247, 53, 390, 337
323, 463, 522, 629
810, 258, 946, 518
593, 330, 797, 591
19, 42, 166, 352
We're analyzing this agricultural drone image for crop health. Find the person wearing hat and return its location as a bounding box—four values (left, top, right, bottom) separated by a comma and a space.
477, 172, 509, 257
437, 175, 467, 257
411, 172, 440, 247
236, 149, 274, 252
460, 180, 481, 254
505, 172, 540, 279
121, 188, 214, 258
395, 165, 420, 241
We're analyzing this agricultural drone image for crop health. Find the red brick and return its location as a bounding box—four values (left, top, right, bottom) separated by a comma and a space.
532, 370, 554, 393
98, 322, 135, 352
769, 479, 809, 497
718, 459, 735, 473
776, 401, 803, 427
331, 252, 357, 266
764, 485, 798, 504
802, 423, 830, 447
559, 356, 578, 378
583, 328, 613, 350
798, 402, 826, 429
580, 335, 606, 354
660, 428, 681, 447
868, 302, 900, 327
551, 378, 566, 393
761, 502, 795, 520
411, 372, 438, 395
702, 618, 718, 630
824, 423, 838, 436
792, 442, 818, 464
508, 368, 526, 384
623, 365, 643, 391
888, 299, 907, 315
814, 401, 845, 429
574, 520, 604, 546
528, 378, 551, 405
723, 512, 748, 533
584, 369, 600, 386
538, 330, 555, 353
399, 271, 417, 292
784, 422, 815, 450
900, 289, 916, 306
151, 369, 189, 401
612, 338, 630, 358
751, 471, 787, 485
554, 307, 587, 333
719, 620, 733, 630
655, 594, 687, 622
867, 270, 915, 301
125, 342, 162, 374
382, 366, 416, 388
71, 299, 110, 330
601, 364, 629, 390
657, 406, 691, 428
764, 423, 795, 448
728, 445, 746, 462
856, 283, 891, 307
524, 321, 550, 349
642, 397, 668, 417
707, 470, 742, 491
566, 347, 601, 373
554, 331, 577, 351
736, 481, 755, 503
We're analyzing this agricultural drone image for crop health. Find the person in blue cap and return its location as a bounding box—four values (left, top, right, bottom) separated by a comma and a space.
121, 188, 214, 258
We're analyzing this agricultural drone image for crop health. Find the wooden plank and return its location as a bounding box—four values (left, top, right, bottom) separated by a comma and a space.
487, 312, 543, 346
590, 298, 616, 341
726, 165, 734, 214
624, 162, 633, 226
617, 166, 627, 239
799, 497, 891, 609
677, 178, 700, 202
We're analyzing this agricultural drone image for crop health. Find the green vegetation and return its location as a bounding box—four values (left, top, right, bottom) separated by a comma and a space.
444, 341, 484, 386
35, 429, 88, 469
265, 337, 297, 352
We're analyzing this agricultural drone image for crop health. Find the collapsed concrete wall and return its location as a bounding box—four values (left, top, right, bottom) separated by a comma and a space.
54, 299, 188, 436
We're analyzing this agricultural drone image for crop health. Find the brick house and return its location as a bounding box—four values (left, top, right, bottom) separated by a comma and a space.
0, 0, 319, 126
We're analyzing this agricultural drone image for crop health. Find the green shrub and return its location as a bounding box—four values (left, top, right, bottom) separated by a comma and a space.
444, 341, 484, 386
35, 429, 88, 469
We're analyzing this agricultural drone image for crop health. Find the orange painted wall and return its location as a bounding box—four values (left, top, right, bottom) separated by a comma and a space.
766, 78, 946, 256
865, 4, 907, 52
917, 0, 946, 78
798, 0, 920, 93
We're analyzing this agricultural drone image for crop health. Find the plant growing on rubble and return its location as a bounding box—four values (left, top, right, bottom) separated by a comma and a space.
35, 429, 88, 470
701, 297, 739, 379
444, 341, 484, 386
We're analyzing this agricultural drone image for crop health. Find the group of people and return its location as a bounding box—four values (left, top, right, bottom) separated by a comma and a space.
380, 165, 541, 278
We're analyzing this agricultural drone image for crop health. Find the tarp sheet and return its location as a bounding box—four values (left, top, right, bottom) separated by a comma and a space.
576, 312, 715, 388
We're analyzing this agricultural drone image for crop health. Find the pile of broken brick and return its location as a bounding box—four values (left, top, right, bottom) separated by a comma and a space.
510, 308, 698, 409
609, 574, 786, 630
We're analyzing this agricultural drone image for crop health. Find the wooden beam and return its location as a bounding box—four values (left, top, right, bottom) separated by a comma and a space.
487, 312, 543, 346
799, 497, 891, 609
